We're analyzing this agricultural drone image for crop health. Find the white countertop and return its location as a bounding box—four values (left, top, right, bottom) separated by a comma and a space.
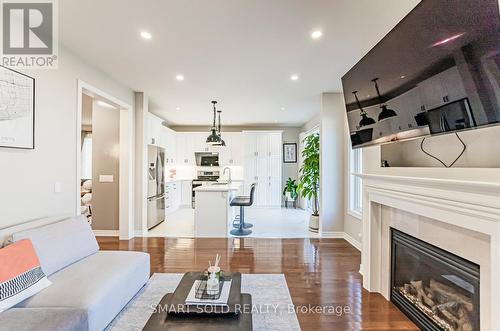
166, 178, 244, 183
193, 181, 242, 192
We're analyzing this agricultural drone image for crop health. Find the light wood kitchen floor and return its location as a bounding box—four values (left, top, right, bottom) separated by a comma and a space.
147, 207, 319, 238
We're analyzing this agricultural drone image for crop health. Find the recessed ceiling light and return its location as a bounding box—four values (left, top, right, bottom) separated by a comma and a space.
140, 31, 152, 40
274, 120, 278, 123
311, 30, 323, 40
175, 74, 184, 81
281, 107, 285, 111
400, 75, 406, 79
175, 107, 181, 111
290, 74, 299, 81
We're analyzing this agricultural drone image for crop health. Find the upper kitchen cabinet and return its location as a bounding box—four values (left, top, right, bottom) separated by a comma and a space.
176, 133, 195, 165
147, 113, 164, 146
228, 132, 244, 165
417, 66, 467, 111
160, 127, 176, 164
215, 132, 244, 166
385, 88, 421, 132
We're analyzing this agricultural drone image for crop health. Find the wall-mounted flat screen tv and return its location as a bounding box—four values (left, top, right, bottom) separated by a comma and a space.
342, 0, 500, 148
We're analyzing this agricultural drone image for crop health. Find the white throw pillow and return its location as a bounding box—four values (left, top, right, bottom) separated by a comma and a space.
11, 215, 99, 276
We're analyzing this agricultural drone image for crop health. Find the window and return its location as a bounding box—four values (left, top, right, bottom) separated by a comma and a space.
348, 147, 362, 218
81, 132, 92, 179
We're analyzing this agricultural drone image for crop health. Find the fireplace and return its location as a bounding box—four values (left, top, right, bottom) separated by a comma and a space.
390, 228, 480, 331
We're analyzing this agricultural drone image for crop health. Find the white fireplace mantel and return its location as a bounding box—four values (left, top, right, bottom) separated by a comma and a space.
355, 173, 500, 331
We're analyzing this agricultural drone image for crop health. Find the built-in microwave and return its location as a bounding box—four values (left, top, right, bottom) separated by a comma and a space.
195, 152, 219, 167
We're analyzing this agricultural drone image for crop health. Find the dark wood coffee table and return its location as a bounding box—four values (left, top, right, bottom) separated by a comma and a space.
142, 272, 252, 331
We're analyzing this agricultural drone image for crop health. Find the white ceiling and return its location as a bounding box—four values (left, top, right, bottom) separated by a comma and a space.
60, 0, 419, 127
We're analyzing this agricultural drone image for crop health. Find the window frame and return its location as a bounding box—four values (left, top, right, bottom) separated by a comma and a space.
348, 147, 363, 220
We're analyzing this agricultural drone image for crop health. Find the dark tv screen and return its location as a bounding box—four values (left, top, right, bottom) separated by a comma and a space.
342, 0, 500, 148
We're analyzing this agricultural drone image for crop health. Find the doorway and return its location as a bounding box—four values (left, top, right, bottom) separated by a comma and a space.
76, 80, 134, 239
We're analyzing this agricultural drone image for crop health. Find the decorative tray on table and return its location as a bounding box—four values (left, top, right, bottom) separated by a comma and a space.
167, 272, 241, 315
195, 274, 225, 300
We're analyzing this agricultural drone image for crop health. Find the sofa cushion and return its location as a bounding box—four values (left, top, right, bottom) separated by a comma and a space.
16, 251, 150, 331
0, 307, 88, 331
0, 239, 52, 313
11, 216, 99, 276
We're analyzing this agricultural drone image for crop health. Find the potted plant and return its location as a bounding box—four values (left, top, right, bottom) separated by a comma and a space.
298, 133, 320, 232
283, 178, 298, 207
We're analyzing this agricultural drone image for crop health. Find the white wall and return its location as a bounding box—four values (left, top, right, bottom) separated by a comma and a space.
91, 102, 120, 231
319, 93, 345, 233
343, 111, 500, 245
281, 127, 301, 190
0, 46, 134, 228
381, 125, 500, 168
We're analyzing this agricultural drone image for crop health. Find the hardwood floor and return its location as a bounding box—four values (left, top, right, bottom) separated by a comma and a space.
98, 237, 417, 330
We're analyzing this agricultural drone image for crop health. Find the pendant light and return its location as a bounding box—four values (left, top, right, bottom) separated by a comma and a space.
353, 91, 376, 127
372, 78, 397, 121
206, 101, 222, 145
213, 110, 226, 146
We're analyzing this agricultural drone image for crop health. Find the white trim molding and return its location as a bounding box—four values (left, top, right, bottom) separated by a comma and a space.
343, 232, 362, 251
321, 231, 344, 238
321, 231, 362, 251
356, 173, 500, 331
93, 230, 119, 237
77, 80, 135, 241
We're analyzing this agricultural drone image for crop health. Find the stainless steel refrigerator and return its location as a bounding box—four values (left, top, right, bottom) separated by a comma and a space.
147, 145, 165, 229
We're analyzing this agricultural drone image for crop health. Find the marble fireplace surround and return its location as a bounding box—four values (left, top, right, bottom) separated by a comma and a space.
357, 173, 500, 331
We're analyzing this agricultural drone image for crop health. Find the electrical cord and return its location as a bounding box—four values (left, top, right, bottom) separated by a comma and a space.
420, 133, 466, 168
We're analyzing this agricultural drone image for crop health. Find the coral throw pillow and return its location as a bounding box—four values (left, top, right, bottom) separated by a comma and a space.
0, 239, 51, 312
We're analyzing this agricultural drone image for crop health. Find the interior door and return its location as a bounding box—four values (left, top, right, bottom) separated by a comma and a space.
255, 134, 269, 206
268, 133, 282, 206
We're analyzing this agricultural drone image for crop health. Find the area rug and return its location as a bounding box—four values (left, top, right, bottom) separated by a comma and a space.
106, 273, 301, 331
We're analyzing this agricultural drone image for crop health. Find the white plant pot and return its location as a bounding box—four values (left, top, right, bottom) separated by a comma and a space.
285, 192, 294, 201
309, 215, 319, 233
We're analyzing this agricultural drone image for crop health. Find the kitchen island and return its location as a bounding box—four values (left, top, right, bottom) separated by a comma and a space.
193, 182, 242, 237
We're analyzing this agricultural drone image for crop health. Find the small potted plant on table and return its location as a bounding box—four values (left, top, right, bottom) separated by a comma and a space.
283, 178, 298, 208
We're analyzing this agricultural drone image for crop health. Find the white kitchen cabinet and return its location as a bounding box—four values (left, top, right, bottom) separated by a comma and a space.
160, 126, 177, 165
165, 181, 181, 214
166, 128, 176, 164
229, 133, 244, 165
176, 133, 195, 165
216, 132, 244, 166
438, 66, 467, 103
417, 66, 467, 111
193, 132, 212, 152
181, 180, 192, 206
147, 113, 163, 146
243, 131, 282, 207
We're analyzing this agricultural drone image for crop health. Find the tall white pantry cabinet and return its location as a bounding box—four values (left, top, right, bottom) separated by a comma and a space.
243, 131, 282, 207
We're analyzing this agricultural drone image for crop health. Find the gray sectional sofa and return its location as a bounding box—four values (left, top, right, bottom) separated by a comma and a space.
0, 215, 150, 331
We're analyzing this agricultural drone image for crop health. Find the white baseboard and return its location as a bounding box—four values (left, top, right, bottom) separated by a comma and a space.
321, 231, 362, 251
93, 230, 119, 237
342, 232, 362, 251
320, 231, 344, 238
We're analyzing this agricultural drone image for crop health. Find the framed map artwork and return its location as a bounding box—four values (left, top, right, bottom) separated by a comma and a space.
0, 65, 35, 149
